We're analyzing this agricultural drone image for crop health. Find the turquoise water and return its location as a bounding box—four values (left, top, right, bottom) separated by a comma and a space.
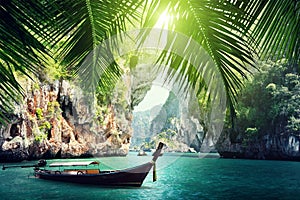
1, 153, 300, 200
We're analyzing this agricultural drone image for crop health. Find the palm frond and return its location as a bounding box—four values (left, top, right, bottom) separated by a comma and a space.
0, 0, 51, 123
46, 0, 144, 93
143, 0, 256, 117
1, 0, 299, 126
248, 0, 300, 65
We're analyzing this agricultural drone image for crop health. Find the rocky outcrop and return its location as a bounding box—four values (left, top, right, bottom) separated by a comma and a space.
217, 130, 300, 161
129, 59, 205, 152
0, 79, 131, 162
0, 58, 206, 161
0, 56, 169, 162
216, 62, 300, 161
132, 91, 204, 152
130, 63, 158, 109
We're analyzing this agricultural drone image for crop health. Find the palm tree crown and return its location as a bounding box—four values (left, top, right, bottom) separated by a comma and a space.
0, 0, 299, 123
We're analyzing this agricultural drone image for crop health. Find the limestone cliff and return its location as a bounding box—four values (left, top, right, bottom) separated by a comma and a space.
216, 130, 300, 160
216, 62, 300, 161
0, 54, 163, 162
0, 79, 131, 162
132, 91, 204, 152
151, 92, 203, 152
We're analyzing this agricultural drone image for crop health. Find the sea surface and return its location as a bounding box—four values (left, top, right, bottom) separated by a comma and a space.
1, 152, 300, 200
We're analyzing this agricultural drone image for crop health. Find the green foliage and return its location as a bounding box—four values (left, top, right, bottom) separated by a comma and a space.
47, 101, 61, 117
32, 125, 48, 143
33, 83, 40, 90
44, 57, 71, 82
94, 105, 109, 126
242, 127, 258, 147
0, 0, 299, 125
157, 129, 177, 140
34, 106, 52, 142
287, 116, 300, 134
153, 129, 177, 149
36, 108, 43, 120
140, 141, 156, 150
96, 83, 115, 105
34, 133, 48, 143
39, 121, 51, 131
227, 61, 300, 142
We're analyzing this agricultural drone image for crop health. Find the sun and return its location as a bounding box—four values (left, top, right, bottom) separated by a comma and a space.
154, 9, 172, 29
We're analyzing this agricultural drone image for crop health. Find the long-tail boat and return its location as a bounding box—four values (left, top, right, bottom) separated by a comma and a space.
3, 142, 164, 187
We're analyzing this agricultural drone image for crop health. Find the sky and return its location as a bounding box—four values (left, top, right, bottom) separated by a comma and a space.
134, 85, 169, 112
132, 10, 171, 112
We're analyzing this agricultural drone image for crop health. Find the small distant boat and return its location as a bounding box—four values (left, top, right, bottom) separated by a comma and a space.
137, 149, 147, 156
3, 142, 164, 187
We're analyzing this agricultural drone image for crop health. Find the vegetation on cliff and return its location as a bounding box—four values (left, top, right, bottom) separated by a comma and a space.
1, 1, 299, 124
133, 91, 202, 152
227, 61, 299, 142
0, 1, 299, 160
217, 61, 300, 160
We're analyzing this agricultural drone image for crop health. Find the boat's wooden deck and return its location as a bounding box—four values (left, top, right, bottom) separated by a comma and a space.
41, 169, 117, 175
63, 169, 100, 174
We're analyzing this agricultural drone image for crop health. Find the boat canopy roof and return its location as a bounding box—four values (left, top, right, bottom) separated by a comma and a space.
49, 161, 100, 167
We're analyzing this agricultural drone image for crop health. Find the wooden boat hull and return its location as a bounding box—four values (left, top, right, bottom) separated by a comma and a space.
34, 162, 154, 187
3, 143, 165, 187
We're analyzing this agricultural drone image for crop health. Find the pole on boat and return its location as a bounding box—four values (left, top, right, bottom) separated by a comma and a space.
152, 142, 164, 182
3, 164, 31, 170
152, 142, 164, 162
153, 162, 157, 182
2, 159, 47, 170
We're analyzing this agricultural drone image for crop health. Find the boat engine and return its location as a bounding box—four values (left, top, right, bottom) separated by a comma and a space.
37, 159, 47, 167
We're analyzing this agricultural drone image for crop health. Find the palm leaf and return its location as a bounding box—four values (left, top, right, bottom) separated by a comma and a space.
1, 0, 299, 126
46, 0, 144, 93
142, 0, 256, 119
248, 0, 300, 65
142, 0, 299, 124
0, 0, 143, 123
0, 0, 51, 123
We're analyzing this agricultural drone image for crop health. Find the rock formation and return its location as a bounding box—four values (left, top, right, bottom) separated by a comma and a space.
216, 63, 300, 161
217, 130, 300, 160
132, 91, 204, 152
151, 92, 204, 152
1, 57, 205, 161
0, 79, 131, 162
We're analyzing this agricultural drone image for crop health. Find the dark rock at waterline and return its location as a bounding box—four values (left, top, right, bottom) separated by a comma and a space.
217, 133, 300, 161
